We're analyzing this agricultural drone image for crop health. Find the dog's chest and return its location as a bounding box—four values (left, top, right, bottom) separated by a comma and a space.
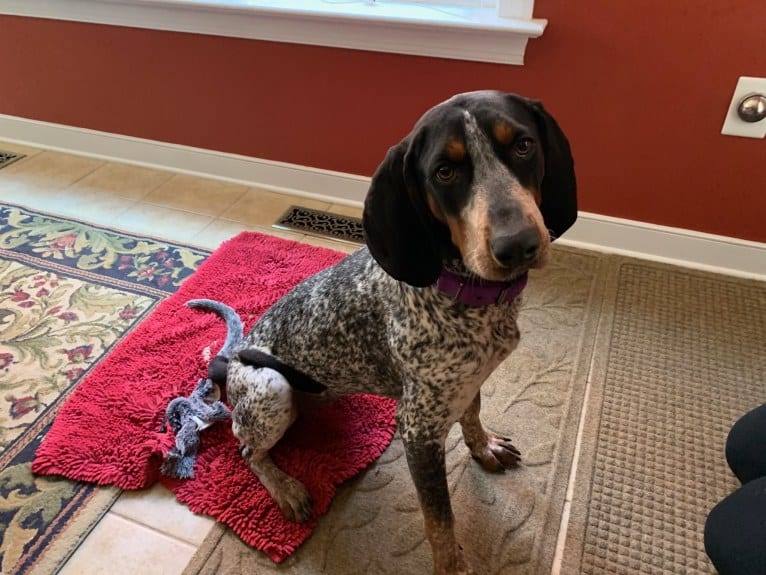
391, 288, 521, 384
392, 293, 521, 431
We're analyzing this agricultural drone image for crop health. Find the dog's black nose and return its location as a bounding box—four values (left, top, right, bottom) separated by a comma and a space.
490, 229, 540, 268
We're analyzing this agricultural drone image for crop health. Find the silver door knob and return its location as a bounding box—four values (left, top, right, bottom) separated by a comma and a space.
737, 94, 766, 123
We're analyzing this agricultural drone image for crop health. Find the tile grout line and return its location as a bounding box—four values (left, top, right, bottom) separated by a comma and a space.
106, 198, 143, 227
108, 509, 211, 550
139, 178, 248, 217
65, 154, 108, 187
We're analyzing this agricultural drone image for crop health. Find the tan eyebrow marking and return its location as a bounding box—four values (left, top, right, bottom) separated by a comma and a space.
445, 138, 466, 162
493, 121, 514, 145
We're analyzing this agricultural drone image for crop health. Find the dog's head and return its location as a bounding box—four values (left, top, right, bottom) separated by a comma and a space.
363, 90, 577, 287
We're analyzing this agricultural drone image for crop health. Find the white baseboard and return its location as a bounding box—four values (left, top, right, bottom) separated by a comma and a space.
560, 214, 765, 280
0, 113, 370, 206
1, 114, 764, 281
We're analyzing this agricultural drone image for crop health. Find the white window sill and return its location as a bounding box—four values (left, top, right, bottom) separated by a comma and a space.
1, 0, 547, 64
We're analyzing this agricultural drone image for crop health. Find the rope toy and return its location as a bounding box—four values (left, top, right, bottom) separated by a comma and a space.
160, 377, 231, 479
159, 299, 244, 479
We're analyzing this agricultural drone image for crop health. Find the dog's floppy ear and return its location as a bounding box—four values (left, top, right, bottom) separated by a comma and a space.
513, 96, 578, 240
363, 138, 443, 287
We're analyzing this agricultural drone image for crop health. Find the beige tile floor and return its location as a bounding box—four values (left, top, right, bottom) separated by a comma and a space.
0, 141, 360, 575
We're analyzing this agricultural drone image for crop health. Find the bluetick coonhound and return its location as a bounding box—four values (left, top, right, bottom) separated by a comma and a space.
188, 90, 577, 575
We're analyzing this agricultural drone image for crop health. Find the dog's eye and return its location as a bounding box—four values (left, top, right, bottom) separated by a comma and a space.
435, 164, 455, 182
513, 138, 535, 158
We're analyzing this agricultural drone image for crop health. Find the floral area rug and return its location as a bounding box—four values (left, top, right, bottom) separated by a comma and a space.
0, 203, 208, 575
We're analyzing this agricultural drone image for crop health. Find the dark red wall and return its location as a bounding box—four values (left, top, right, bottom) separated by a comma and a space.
2, 1, 765, 241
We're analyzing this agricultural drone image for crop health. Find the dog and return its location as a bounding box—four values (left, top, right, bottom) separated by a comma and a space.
189, 90, 577, 575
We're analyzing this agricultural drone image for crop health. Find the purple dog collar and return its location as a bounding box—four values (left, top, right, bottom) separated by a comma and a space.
436, 269, 528, 307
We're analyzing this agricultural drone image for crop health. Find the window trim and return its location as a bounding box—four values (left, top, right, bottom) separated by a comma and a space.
1, 0, 547, 65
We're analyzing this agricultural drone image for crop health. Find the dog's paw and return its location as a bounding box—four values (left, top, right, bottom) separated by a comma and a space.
433, 548, 478, 575
274, 476, 313, 523
469, 431, 521, 472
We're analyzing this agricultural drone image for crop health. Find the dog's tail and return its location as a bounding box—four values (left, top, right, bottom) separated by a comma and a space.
186, 299, 244, 384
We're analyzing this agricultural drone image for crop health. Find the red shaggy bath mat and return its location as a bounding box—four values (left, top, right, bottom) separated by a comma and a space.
32, 232, 398, 563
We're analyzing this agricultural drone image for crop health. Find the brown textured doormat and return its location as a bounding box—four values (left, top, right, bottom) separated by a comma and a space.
183, 251, 766, 575
561, 258, 766, 575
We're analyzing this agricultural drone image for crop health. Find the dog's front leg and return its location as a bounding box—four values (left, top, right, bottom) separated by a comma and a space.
460, 392, 521, 472
399, 414, 475, 575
